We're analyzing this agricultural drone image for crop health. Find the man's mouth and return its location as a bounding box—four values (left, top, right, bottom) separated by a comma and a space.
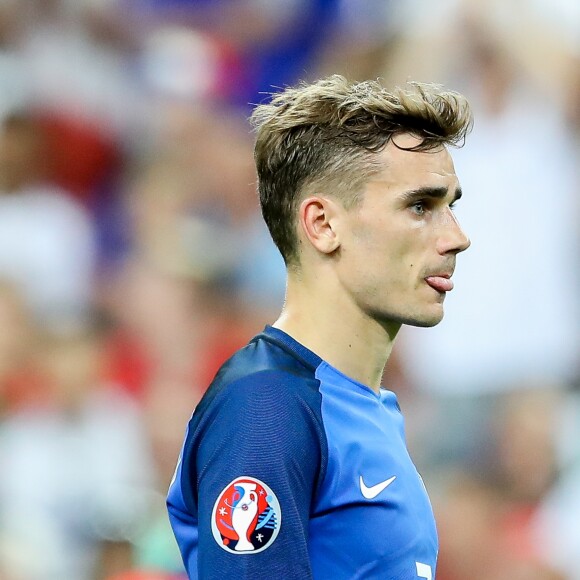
424, 273, 454, 293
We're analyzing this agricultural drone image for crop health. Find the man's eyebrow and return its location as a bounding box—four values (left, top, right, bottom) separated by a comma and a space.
400, 186, 462, 203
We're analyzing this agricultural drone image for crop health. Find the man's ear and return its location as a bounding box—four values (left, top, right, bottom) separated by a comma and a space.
298, 196, 342, 256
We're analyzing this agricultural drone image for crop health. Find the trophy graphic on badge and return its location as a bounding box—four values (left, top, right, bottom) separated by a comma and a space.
212, 476, 282, 554
230, 483, 259, 551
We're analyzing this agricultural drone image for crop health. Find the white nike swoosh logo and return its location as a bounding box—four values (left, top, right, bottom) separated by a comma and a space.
359, 475, 397, 499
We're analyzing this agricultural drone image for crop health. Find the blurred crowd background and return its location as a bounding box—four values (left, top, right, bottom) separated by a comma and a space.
0, 0, 578, 579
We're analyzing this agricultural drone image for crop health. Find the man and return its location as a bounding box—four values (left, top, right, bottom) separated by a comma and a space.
167, 75, 472, 579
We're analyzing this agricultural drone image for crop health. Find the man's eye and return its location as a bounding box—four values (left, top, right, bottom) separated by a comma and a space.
411, 201, 426, 215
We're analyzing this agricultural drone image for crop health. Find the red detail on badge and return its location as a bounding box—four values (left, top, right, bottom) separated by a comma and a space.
211, 476, 281, 554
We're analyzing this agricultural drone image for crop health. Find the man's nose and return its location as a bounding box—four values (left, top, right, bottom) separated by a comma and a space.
436, 210, 471, 255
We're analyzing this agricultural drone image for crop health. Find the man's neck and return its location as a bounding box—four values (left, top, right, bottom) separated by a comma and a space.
273, 272, 401, 393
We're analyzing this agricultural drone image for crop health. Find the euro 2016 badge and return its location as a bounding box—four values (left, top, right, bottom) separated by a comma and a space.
211, 476, 281, 554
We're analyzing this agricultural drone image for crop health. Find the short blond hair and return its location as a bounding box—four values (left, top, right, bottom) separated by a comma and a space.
251, 75, 472, 266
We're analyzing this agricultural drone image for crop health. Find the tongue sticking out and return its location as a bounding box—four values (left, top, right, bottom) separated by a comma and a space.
425, 276, 454, 293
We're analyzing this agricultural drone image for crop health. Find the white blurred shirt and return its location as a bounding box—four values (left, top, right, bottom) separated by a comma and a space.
0, 386, 155, 580
0, 185, 95, 326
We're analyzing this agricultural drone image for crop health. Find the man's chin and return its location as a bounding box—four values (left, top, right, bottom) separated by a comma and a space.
402, 307, 445, 328
375, 307, 444, 328
409, 317, 443, 328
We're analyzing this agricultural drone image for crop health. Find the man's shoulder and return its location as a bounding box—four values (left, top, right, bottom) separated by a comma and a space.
172, 329, 328, 519
183, 328, 326, 461
200, 328, 321, 409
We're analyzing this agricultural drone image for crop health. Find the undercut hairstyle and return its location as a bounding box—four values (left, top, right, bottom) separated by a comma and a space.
250, 74, 473, 267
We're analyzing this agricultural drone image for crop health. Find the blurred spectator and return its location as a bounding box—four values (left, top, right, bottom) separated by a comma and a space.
493, 388, 561, 505
0, 112, 96, 327
17, 0, 139, 136
132, 0, 341, 107
532, 383, 580, 579
0, 280, 39, 415
493, 388, 562, 575
0, 277, 73, 452
434, 472, 513, 579
39, 112, 122, 205
0, 2, 33, 120
425, 385, 569, 579
316, 0, 402, 81
434, 466, 565, 580
0, 322, 155, 580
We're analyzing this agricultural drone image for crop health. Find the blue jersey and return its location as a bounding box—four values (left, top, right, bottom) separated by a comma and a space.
167, 326, 438, 579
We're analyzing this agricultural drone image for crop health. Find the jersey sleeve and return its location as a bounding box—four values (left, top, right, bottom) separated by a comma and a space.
172, 369, 325, 579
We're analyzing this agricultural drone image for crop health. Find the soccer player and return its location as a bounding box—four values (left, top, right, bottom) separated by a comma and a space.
167, 75, 472, 579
